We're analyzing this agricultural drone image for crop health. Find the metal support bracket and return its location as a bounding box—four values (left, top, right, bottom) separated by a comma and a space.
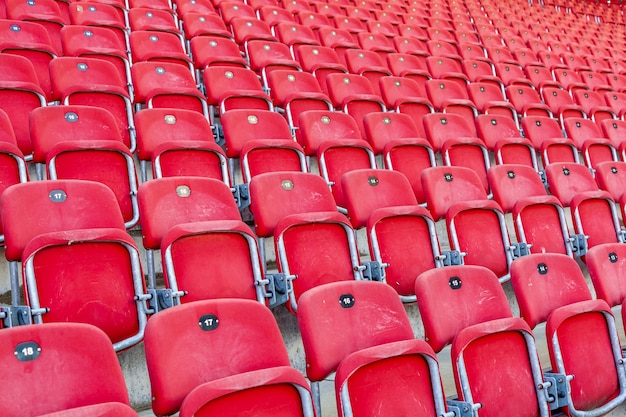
233, 184, 253, 223
510, 242, 531, 259
619, 228, 626, 245
8, 306, 33, 326
569, 233, 588, 257
539, 170, 548, 188
439, 250, 463, 266
146, 289, 175, 313
543, 372, 570, 411
447, 399, 480, 417
361, 261, 386, 281
260, 273, 292, 309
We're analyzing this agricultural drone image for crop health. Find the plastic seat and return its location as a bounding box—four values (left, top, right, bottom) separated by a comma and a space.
601, 119, 626, 150
362, 112, 434, 197
181, 11, 231, 39
415, 265, 551, 417
298, 280, 449, 417
6, 0, 67, 55
317, 139, 376, 208
594, 161, 626, 202
505, 85, 553, 120
587, 242, 626, 310
579, 70, 612, 92
525, 64, 562, 92
386, 53, 429, 80
68, 2, 128, 53
0, 19, 56, 100
392, 36, 428, 56
229, 16, 276, 47
318, 26, 359, 64
293, 45, 348, 95
295, 10, 329, 31
134, 109, 225, 183
221, 109, 292, 159
0, 53, 47, 157
60, 25, 132, 95
344, 48, 392, 96
29, 105, 139, 229
425, 79, 478, 120
241, 139, 307, 183
542, 86, 587, 128
521, 116, 579, 165
189, 35, 248, 76
426, 56, 468, 88
544, 162, 600, 207
144, 299, 315, 417
511, 253, 626, 417
128, 7, 182, 43
572, 90, 616, 124
0, 109, 28, 244
49, 57, 135, 152
495, 62, 534, 87
0, 180, 148, 351
0, 322, 139, 416
297, 110, 362, 156
489, 164, 577, 256
265, 69, 333, 138
554, 67, 589, 94
475, 114, 538, 169
136, 177, 269, 302
129, 30, 194, 77
274, 21, 320, 54
563, 117, 617, 168
218, 1, 255, 24
378, 76, 433, 137
203, 66, 272, 118
325, 73, 386, 136
467, 81, 517, 122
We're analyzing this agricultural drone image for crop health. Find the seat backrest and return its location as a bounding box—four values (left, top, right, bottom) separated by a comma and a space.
0, 323, 131, 416
203, 66, 266, 106
326, 73, 378, 107
341, 168, 418, 228
594, 161, 626, 201
587, 242, 626, 308
563, 117, 606, 149
144, 298, 291, 416
520, 115, 566, 149
415, 265, 513, 352
221, 109, 292, 158
1, 179, 125, 261
249, 171, 337, 237
601, 118, 626, 149
423, 112, 477, 151
134, 107, 214, 161
29, 105, 122, 163
266, 69, 324, 107
131, 61, 199, 104
475, 113, 522, 150
298, 280, 414, 382
137, 176, 241, 249
544, 162, 599, 206
363, 111, 423, 154
49, 56, 127, 102
510, 253, 592, 329
421, 165, 488, 220
297, 110, 361, 155
488, 164, 547, 213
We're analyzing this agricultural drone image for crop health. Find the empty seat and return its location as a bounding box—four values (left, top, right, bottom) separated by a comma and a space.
6, 0, 67, 56
563, 117, 617, 168
297, 109, 362, 156
326, 73, 386, 136
68, 2, 128, 50
60, 25, 132, 95
594, 161, 626, 201
421, 166, 518, 281
134, 107, 225, 182
0, 322, 139, 416
541, 86, 587, 128
415, 265, 552, 417
378, 76, 434, 137
298, 280, 449, 417
265, 69, 333, 138
246, 40, 302, 88
0, 19, 57, 101
0, 53, 47, 158
521, 116, 579, 165
363, 112, 435, 202
506, 85, 553, 120
241, 140, 307, 183
511, 253, 626, 417
344, 48, 392, 96
129, 30, 194, 77
131, 61, 208, 117
144, 299, 315, 417
475, 114, 537, 169
294, 44, 348, 95
587, 243, 626, 311
221, 109, 292, 159
425, 79, 478, 120
488, 164, 578, 256
29, 105, 140, 229
49, 56, 135, 152
0, 180, 148, 351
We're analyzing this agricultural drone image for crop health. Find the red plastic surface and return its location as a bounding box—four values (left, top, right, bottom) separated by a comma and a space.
144, 299, 291, 416
510, 253, 592, 329
0, 322, 131, 416
298, 280, 414, 381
